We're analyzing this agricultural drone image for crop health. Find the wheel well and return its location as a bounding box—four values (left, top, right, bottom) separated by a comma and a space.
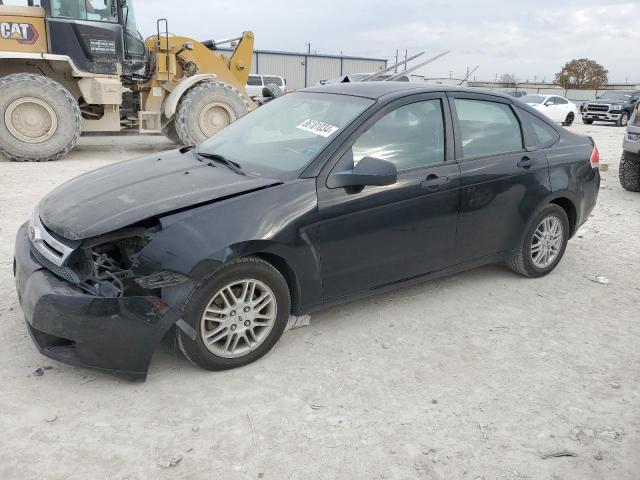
251, 252, 300, 315
550, 197, 577, 237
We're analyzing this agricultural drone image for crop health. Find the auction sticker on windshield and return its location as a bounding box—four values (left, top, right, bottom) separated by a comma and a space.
296, 119, 339, 138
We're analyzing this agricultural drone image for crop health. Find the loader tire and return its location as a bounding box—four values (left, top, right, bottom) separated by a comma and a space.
0, 73, 81, 162
162, 121, 181, 144
619, 152, 640, 192
175, 81, 251, 146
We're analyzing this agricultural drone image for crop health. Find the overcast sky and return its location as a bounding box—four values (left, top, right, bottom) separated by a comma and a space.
9, 0, 639, 82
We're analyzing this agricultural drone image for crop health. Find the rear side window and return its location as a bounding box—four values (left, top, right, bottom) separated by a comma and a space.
518, 109, 560, 147
263, 76, 284, 86
454, 99, 523, 158
247, 76, 262, 86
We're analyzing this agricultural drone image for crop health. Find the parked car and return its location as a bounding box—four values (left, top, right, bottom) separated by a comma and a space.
581, 90, 640, 127
620, 101, 640, 191
14, 83, 600, 380
503, 91, 528, 98
520, 94, 580, 126
245, 74, 286, 98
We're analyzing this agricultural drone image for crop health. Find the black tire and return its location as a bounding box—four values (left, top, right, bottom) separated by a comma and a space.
506, 204, 570, 278
177, 257, 291, 371
174, 80, 250, 146
0, 73, 81, 162
617, 111, 630, 127
582, 118, 594, 125
162, 121, 181, 144
619, 152, 640, 192
262, 83, 283, 99
563, 112, 575, 126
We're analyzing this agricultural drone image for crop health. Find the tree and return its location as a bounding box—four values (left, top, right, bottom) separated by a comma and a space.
555, 58, 608, 89
499, 73, 517, 86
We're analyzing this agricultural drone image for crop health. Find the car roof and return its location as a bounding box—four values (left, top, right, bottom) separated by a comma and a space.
304, 81, 514, 101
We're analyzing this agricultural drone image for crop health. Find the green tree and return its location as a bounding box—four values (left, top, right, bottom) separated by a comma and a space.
555, 58, 608, 89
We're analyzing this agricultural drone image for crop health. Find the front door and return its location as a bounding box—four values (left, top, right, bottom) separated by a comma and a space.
316, 94, 461, 300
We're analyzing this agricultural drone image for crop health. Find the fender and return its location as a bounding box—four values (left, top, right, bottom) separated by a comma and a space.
162, 73, 218, 120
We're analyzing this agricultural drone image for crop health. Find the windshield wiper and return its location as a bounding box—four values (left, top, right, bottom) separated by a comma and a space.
193, 149, 245, 175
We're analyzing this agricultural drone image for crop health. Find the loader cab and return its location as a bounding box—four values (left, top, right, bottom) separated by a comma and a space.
39, 0, 147, 76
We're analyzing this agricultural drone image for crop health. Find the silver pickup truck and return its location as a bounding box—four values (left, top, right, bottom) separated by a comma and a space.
620, 102, 640, 191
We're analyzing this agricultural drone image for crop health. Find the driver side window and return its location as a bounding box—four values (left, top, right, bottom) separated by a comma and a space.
348, 100, 445, 171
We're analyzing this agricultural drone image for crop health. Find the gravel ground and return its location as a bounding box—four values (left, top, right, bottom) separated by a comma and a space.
0, 124, 638, 480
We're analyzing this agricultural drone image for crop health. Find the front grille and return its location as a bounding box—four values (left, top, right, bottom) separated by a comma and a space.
587, 104, 610, 113
30, 242, 80, 284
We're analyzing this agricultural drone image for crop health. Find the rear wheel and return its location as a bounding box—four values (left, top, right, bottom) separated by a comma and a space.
174, 81, 251, 146
582, 118, 594, 125
563, 112, 574, 126
506, 204, 570, 278
0, 73, 81, 162
178, 257, 290, 371
619, 152, 640, 192
617, 111, 630, 127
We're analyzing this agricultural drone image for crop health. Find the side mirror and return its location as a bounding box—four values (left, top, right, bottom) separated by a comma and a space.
329, 156, 397, 189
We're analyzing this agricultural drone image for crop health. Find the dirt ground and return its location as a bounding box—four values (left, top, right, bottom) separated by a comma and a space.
0, 124, 638, 480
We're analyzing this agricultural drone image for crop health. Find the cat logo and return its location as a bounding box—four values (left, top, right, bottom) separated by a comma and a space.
0, 22, 39, 45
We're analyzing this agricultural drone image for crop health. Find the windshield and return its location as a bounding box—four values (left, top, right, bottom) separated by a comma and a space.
598, 91, 633, 100
198, 92, 374, 178
50, 0, 117, 22
520, 95, 546, 104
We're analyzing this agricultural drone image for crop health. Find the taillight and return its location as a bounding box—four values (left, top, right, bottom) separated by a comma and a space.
590, 145, 600, 168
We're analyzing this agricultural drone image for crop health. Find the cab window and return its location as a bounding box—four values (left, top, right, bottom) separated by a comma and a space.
50, 0, 117, 22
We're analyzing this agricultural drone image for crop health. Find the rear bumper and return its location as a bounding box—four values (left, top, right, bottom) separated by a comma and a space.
623, 125, 640, 155
14, 223, 181, 381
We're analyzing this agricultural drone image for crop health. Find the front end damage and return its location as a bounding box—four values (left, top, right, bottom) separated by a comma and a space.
14, 211, 188, 380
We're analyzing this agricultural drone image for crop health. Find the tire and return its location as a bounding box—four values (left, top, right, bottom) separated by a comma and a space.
174, 80, 250, 146
619, 152, 640, 192
178, 257, 291, 371
0, 73, 81, 162
617, 111, 630, 127
162, 121, 181, 144
262, 83, 283, 99
582, 118, 594, 125
563, 112, 575, 126
506, 204, 570, 278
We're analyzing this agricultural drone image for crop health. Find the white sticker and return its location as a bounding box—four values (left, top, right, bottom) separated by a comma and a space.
296, 119, 339, 138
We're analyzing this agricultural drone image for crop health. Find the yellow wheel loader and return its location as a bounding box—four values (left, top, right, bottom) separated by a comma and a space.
0, 0, 255, 161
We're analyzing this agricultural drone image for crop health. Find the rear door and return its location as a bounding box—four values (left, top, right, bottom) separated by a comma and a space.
317, 93, 461, 299
448, 92, 551, 262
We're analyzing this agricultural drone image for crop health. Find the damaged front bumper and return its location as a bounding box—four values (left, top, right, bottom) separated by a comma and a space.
14, 223, 182, 381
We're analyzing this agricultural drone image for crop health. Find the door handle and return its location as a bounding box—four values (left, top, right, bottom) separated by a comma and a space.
421, 174, 449, 190
517, 156, 533, 169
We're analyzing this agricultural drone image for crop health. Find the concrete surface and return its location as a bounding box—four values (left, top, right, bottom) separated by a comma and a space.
0, 124, 638, 480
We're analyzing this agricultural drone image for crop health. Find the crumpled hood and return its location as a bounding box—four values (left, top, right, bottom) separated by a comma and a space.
39, 149, 281, 240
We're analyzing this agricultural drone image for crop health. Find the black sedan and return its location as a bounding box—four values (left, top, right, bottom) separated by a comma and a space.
14, 83, 600, 380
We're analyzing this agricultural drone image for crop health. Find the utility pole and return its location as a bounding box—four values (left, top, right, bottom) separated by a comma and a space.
404, 50, 408, 71
305, 43, 311, 54
449, 70, 453, 79
394, 49, 399, 73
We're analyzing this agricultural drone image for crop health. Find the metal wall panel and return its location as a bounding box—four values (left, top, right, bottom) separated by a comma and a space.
307, 57, 341, 87
257, 53, 306, 90
342, 59, 386, 76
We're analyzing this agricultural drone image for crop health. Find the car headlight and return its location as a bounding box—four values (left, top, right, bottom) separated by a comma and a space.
628, 133, 640, 142
610, 105, 622, 111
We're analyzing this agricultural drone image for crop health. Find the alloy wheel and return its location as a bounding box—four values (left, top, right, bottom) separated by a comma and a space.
530, 216, 564, 269
200, 279, 277, 358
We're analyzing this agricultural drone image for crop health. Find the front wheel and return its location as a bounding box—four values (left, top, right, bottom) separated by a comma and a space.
506, 204, 570, 278
178, 257, 290, 371
582, 118, 594, 125
563, 112, 575, 126
617, 111, 630, 127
